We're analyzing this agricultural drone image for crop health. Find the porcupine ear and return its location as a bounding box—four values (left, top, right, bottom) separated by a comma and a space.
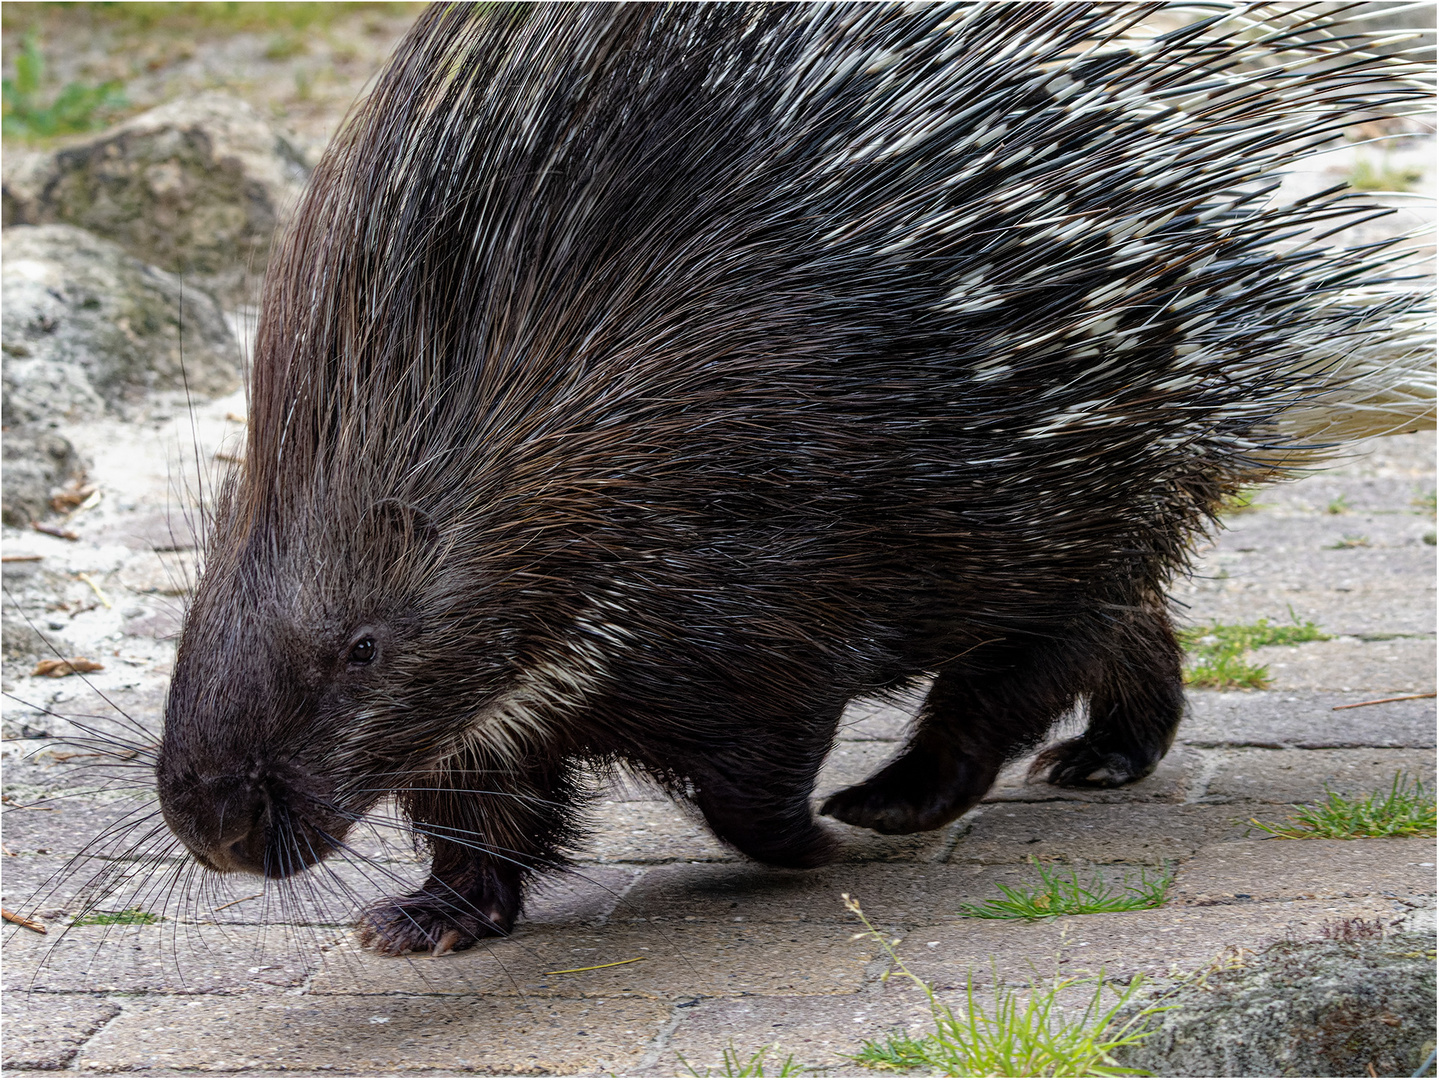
364, 499, 439, 549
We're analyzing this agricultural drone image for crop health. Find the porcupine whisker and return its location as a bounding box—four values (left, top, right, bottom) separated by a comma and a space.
11, 813, 173, 945
16, 826, 188, 993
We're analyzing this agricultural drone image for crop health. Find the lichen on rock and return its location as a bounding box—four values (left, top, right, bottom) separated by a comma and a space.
1117, 919, 1438, 1077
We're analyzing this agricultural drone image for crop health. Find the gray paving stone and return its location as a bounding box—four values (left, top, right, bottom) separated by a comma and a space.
0, 993, 120, 1070
649, 990, 933, 1075
2, 923, 334, 993
836, 693, 921, 742
522, 866, 643, 926
1260, 475, 1438, 515
614, 862, 1004, 928
76, 994, 669, 1075
0, 793, 166, 855
1204, 511, 1435, 554
900, 897, 1419, 990
1172, 839, 1437, 905
1205, 747, 1436, 804
1181, 690, 1436, 748
951, 803, 1250, 866
817, 740, 903, 794
579, 799, 737, 863
1253, 637, 1435, 693
307, 921, 878, 998
1176, 546, 1435, 636
2, 851, 191, 922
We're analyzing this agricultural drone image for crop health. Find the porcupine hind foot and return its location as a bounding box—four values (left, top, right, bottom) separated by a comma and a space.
1030, 605, 1185, 789
357, 853, 521, 956
822, 648, 1080, 834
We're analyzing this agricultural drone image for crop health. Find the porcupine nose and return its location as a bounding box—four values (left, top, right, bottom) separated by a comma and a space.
185, 784, 269, 875
157, 745, 346, 877
216, 817, 268, 875
157, 771, 275, 876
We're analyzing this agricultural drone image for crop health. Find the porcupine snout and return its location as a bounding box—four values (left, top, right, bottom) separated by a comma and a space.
157, 754, 346, 877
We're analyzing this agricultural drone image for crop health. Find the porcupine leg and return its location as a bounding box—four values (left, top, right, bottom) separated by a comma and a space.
821, 648, 1080, 834
356, 746, 578, 956
687, 719, 841, 869
1029, 602, 1184, 788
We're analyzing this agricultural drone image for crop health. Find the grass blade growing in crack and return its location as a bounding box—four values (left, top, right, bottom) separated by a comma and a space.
1249, 772, 1437, 839
958, 859, 1173, 920
843, 894, 1163, 1077
679, 1044, 804, 1077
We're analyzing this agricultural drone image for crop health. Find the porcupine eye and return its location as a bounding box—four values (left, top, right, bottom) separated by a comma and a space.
347, 636, 377, 665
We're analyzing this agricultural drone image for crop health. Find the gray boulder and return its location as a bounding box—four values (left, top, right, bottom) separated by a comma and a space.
2, 224, 241, 426
0, 427, 86, 527
2, 92, 310, 304
1118, 928, 1437, 1077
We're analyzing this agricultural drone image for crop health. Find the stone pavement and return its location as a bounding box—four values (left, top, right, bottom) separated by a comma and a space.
1, 431, 1434, 1076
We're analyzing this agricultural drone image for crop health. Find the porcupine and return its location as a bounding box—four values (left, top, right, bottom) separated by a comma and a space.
154, 2, 1434, 956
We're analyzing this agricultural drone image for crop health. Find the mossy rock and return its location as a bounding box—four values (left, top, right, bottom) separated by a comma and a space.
3, 93, 310, 305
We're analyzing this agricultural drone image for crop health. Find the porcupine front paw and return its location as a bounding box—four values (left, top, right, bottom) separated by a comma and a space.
355, 864, 520, 956
1028, 737, 1158, 788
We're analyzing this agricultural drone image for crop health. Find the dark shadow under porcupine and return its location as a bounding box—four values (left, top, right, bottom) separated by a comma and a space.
153, 4, 1434, 955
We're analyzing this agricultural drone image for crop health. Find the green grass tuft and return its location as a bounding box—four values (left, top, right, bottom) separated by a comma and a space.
959, 859, 1172, 921
844, 895, 1163, 1077
1219, 488, 1264, 515
1250, 773, 1436, 839
1347, 155, 1424, 193
2, 33, 126, 138
72, 907, 159, 926
1326, 493, 1352, 515
1413, 488, 1436, 515
1178, 617, 1329, 690
1327, 534, 1370, 550
680, 1045, 804, 1077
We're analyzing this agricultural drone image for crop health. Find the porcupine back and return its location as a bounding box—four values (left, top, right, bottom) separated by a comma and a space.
171, 0, 1429, 864
246, 2, 1431, 618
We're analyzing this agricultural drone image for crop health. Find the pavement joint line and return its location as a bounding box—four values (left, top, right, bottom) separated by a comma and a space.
1183, 748, 1224, 805
593, 866, 645, 926
634, 996, 698, 1071
932, 806, 983, 863
58, 990, 131, 1073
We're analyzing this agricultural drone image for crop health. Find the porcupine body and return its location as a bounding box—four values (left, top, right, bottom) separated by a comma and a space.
156, 3, 1434, 955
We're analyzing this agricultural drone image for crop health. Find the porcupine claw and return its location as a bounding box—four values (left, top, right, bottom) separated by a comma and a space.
432, 929, 463, 957
1028, 738, 1158, 789
354, 860, 521, 955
